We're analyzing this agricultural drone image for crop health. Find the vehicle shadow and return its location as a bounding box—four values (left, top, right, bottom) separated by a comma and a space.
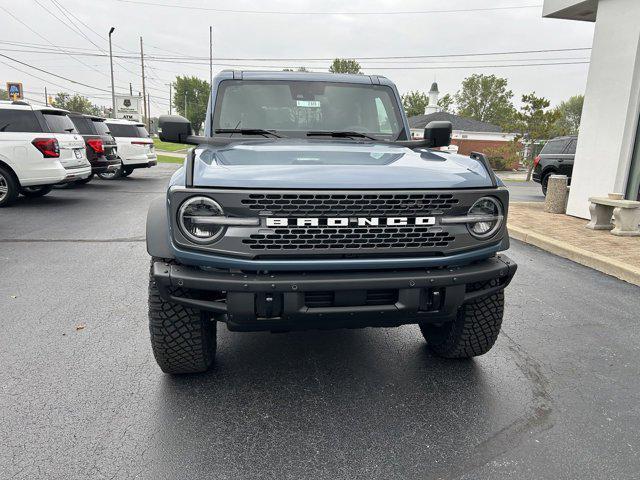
10, 195, 86, 209
146, 327, 537, 479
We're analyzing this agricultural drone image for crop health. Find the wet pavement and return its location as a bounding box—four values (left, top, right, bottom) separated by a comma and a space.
1, 166, 638, 479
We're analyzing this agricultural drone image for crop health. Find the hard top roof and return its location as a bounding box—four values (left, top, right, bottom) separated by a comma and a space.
216, 69, 394, 86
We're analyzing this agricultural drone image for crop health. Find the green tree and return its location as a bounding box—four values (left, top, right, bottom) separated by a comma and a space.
509, 92, 561, 180
402, 90, 428, 117
329, 58, 362, 74
455, 74, 515, 127
0, 88, 8, 101
438, 93, 455, 114
552, 94, 584, 136
52, 92, 101, 115
173, 76, 210, 134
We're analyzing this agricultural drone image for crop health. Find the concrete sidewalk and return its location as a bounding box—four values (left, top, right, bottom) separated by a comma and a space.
508, 202, 640, 286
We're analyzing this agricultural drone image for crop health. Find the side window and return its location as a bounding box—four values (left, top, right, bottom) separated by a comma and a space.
0, 109, 41, 133
374, 98, 392, 134
70, 116, 93, 135
565, 139, 577, 154
541, 140, 566, 155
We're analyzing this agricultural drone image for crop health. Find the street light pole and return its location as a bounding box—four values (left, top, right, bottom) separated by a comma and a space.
140, 36, 148, 131
108, 27, 116, 118
167, 83, 172, 115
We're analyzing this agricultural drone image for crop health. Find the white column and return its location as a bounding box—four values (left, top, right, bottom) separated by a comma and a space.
566, 0, 640, 218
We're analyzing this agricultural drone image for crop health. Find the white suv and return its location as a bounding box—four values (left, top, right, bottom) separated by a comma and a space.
102, 119, 157, 179
0, 101, 92, 207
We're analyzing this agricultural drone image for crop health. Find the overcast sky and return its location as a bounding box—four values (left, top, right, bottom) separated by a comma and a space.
0, 0, 595, 114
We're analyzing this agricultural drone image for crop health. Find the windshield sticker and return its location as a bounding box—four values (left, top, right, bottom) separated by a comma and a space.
296, 100, 321, 108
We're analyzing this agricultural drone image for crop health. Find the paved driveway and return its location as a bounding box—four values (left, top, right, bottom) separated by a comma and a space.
503, 180, 545, 202
1, 166, 637, 479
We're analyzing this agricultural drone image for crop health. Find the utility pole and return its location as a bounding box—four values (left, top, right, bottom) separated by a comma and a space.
209, 26, 213, 88
109, 27, 116, 118
129, 83, 133, 96
147, 93, 151, 132
184, 92, 187, 118
140, 36, 148, 130
44, 86, 48, 106
167, 83, 172, 115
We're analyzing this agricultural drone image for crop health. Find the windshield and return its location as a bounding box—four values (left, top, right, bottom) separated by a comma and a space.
214, 80, 404, 140
106, 123, 149, 138
43, 112, 77, 134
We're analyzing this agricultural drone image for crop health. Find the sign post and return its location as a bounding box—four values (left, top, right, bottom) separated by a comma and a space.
6, 82, 23, 101
114, 95, 143, 122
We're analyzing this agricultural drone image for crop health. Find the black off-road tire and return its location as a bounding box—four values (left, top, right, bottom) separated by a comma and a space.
0, 165, 19, 207
419, 290, 504, 358
97, 164, 122, 180
148, 258, 216, 374
21, 185, 53, 198
541, 173, 551, 196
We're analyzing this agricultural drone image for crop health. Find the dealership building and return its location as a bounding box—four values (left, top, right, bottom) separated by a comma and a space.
543, 0, 640, 217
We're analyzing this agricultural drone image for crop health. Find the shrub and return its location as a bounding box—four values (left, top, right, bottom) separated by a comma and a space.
483, 141, 521, 171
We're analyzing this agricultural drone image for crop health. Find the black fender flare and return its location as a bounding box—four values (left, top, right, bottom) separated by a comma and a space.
146, 196, 174, 259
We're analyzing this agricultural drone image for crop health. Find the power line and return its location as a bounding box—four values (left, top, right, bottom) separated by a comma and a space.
114, 0, 542, 16
0, 42, 592, 62
48, 0, 141, 78
5, 8, 118, 84
0, 52, 113, 93
0, 59, 111, 101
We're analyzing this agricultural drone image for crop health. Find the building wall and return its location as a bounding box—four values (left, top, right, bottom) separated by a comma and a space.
558, 0, 640, 218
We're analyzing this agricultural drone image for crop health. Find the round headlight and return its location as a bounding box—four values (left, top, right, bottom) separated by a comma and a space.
178, 196, 225, 244
467, 197, 503, 239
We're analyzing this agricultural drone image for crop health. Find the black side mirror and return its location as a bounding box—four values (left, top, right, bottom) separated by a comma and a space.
424, 121, 452, 148
159, 115, 192, 143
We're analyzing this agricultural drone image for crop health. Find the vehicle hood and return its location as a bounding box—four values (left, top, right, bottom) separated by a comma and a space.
191, 139, 494, 189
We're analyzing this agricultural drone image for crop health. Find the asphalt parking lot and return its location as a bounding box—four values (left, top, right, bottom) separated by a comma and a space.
1, 165, 638, 479
503, 179, 544, 202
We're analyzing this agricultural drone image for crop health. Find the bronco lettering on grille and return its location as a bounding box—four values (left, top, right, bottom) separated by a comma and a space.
266, 217, 436, 227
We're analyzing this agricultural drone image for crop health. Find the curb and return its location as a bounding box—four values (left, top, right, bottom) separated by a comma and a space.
508, 225, 640, 287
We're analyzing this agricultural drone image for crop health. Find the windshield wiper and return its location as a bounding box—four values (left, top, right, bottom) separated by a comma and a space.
306, 131, 381, 141
215, 128, 283, 138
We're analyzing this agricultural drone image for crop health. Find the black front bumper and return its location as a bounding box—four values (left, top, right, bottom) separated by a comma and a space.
152, 254, 517, 331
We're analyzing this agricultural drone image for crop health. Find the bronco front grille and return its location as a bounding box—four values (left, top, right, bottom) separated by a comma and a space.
242, 226, 455, 250
240, 193, 459, 216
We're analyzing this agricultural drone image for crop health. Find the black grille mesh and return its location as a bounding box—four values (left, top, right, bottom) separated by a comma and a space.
242, 226, 455, 251
240, 193, 459, 216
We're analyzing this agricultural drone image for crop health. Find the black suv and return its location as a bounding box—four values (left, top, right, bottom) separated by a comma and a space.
68, 113, 120, 184
532, 135, 577, 195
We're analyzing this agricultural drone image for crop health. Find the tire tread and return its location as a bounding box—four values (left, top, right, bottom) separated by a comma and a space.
148, 258, 216, 374
420, 290, 504, 358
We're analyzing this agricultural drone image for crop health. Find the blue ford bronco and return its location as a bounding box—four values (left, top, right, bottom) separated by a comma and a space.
147, 71, 517, 374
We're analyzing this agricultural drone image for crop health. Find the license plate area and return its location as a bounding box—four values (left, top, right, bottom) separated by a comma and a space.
74, 148, 84, 159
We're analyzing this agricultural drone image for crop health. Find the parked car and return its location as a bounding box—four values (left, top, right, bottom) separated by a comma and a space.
146, 70, 517, 374
68, 113, 120, 184
103, 119, 157, 179
0, 101, 92, 207
532, 135, 577, 195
